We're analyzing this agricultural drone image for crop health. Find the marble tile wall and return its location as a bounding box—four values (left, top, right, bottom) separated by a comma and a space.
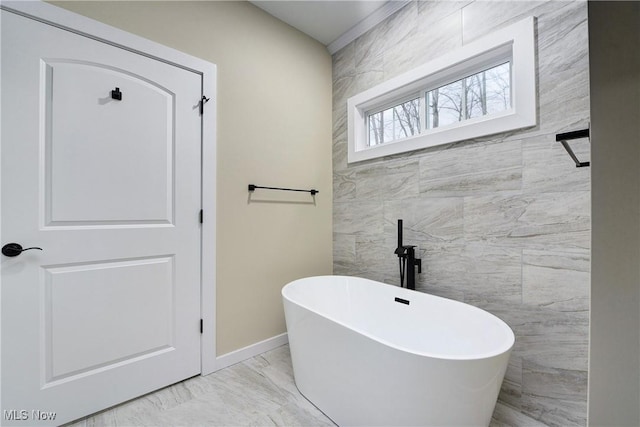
332, 1, 590, 426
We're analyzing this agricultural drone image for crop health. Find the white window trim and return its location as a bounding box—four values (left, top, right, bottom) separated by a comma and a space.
347, 16, 536, 163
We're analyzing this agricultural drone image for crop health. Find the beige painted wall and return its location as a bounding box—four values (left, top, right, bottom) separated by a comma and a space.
49, 1, 333, 356
588, 2, 640, 425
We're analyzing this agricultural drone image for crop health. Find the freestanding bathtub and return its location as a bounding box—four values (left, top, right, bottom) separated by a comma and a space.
282, 275, 514, 427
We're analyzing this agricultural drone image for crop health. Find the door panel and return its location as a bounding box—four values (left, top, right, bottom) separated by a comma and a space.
1, 9, 202, 426
44, 256, 174, 382
45, 60, 174, 225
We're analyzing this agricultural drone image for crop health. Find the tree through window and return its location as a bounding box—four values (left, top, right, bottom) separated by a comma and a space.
368, 98, 421, 146
367, 63, 511, 147
427, 62, 511, 130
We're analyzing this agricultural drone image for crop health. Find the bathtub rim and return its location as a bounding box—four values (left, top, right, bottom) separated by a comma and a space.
282, 275, 515, 361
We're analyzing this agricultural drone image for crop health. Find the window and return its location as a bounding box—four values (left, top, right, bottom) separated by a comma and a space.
348, 17, 536, 163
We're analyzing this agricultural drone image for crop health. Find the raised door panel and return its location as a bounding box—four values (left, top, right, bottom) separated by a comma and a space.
43, 257, 174, 384
44, 61, 174, 226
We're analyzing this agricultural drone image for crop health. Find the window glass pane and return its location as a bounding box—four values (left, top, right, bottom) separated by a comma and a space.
427, 79, 464, 129
383, 107, 394, 143
368, 111, 383, 146
367, 97, 421, 146
484, 62, 511, 114
466, 62, 511, 119
393, 98, 421, 140
465, 73, 484, 120
427, 62, 511, 130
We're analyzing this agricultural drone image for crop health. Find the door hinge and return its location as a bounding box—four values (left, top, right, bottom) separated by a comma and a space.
200, 319, 203, 334
199, 96, 210, 115
199, 209, 203, 224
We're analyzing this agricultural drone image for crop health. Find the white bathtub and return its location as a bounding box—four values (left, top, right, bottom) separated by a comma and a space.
282, 275, 514, 427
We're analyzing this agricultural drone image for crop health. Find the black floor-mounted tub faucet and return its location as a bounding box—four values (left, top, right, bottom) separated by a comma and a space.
395, 219, 422, 290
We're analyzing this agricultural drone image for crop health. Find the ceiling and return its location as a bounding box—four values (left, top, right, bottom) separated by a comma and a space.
249, 1, 405, 54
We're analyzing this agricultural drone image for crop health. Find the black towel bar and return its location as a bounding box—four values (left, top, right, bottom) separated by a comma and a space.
248, 184, 318, 196
556, 129, 590, 168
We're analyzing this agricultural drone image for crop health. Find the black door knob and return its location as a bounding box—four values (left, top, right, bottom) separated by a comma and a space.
2, 243, 43, 257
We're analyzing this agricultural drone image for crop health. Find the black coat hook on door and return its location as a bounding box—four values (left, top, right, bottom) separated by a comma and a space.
111, 87, 122, 101
2, 243, 43, 257
199, 96, 210, 115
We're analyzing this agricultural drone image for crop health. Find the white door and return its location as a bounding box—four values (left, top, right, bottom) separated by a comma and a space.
1, 9, 202, 426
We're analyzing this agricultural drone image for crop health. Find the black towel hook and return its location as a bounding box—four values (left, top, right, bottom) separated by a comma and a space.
111, 87, 122, 101
200, 95, 210, 115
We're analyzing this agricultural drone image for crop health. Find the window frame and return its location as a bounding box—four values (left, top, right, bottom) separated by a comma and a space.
348, 16, 536, 163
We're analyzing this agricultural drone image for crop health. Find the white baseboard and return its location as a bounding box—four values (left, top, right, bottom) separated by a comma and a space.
214, 333, 289, 372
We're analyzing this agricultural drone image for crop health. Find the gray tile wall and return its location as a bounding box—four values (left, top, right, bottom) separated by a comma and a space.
331, 1, 590, 425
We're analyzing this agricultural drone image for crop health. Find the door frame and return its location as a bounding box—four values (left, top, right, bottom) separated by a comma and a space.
0, 0, 218, 375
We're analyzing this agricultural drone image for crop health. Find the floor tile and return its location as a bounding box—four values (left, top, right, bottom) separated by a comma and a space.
66, 345, 335, 427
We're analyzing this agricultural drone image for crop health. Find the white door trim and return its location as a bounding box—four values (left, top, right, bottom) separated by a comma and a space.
0, 0, 218, 375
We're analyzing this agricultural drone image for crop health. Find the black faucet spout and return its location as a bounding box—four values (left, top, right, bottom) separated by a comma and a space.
395, 219, 422, 290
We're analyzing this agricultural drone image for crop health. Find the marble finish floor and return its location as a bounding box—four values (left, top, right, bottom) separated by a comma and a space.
66, 345, 334, 427
67, 344, 544, 427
